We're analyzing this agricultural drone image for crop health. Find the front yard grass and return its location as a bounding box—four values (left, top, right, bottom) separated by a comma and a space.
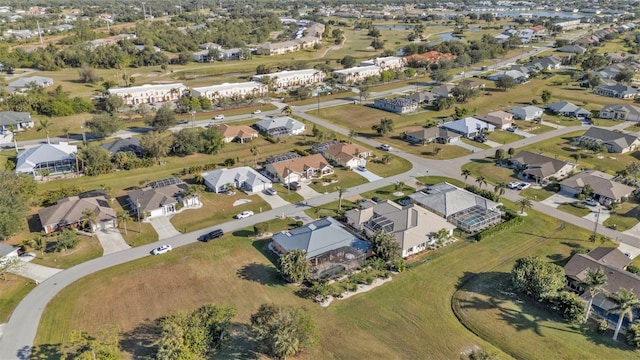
0, 274, 36, 322
462, 158, 518, 186
603, 201, 640, 232
307, 169, 367, 193
416, 175, 465, 188
520, 187, 554, 201
170, 191, 271, 233
120, 222, 159, 247
365, 152, 413, 177
360, 184, 416, 202
461, 138, 491, 150
272, 183, 305, 204
304, 199, 360, 219
386, 137, 473, 159
30, 235, 103, 269
487, 130, 524, 144
557, 202, 593, 218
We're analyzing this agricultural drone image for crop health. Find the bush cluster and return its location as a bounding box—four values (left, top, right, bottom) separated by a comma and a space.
475, 216, 524, 241
183, 163, 217, 175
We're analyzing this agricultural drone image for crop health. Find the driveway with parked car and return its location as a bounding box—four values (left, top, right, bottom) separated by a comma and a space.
256, 190, 290, 209
355, 167, 383, 182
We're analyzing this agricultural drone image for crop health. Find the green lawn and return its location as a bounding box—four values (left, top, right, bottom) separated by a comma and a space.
365, 152, 413, 177
272, 183, 305, 204
120, 222, 159, 247
416, 176, 465, 188
386, 137, 473, 159
520, 187, 555, 201
307, 169, 367, 193
30, 236, 103, 269
0, 274, 36, 322
461, 138, 491, 150
487, 130, 524, 144
360, 184, 416, 202
603, 201, 640, 232
304, 199, 360, 219
462, 158, 519, 186
557, 202, 593, 218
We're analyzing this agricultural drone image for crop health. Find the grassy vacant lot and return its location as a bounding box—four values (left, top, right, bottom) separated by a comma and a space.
514, 120, 555, 135
462, 158, 518, 186
308, 169, 367, 193
522, 131, 640, 175
120, 222, 158, 247
520, 187, 555, 201
30, 236, 103, 269
305, 199, 360, 219
36, 189, 628, 359
603, 201, 640, 232
360, 183, 416, 202
487, 130, 524, 144
0, 274, 36, 322
170, 191, 271, 233
383, 135, 472, 160
272, 183, 304, 203
557, 202, 593, 218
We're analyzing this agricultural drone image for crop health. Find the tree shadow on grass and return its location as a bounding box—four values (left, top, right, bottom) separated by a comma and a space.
120, 318, 161, 359
232, 229, 255, 238
218, 323, 258, 359
20, 343, 63, 360
237, 262, 284, 287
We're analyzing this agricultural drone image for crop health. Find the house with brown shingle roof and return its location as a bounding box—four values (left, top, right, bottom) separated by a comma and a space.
38, 193, 116, 234
127, 178, 200, 219
321, 142, 371, 169
560, 170, 634, 205
475, 111, 514, 130
217, 124, 259, 143
265, 154, 333, 183
510, 151, 577, 182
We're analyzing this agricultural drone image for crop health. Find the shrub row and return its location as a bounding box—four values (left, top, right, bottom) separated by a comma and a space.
464, 185, 500, 202
183, 162, 217, 175
475, 216, 524, 241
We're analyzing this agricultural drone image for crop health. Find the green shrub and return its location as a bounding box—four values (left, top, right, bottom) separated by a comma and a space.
627, 265, 640, 275
627, 322, 640, 348
475, 216, 524, 241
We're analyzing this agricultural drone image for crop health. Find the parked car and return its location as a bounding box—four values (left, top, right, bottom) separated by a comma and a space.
214, 114, 225, 120
507, 181, 520, 189
357, 165, 367, 171
200, 229, 224, 242
179, 119, 189, 125
584, 198, 598, 206
473, 135, 487, 143
371, 196, 382, 203
151, 244, 172, 255
253, 110, 262, 114
288, 182, 302, 191
518, 182, 531, 190
264, 187, 277, 195
506, 127, 516, 132
379, 144, 392, 151
235, 211, 254, 219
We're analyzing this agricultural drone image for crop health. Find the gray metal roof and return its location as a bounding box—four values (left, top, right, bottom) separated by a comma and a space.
254, 116, 304, 133
8, 76, 53, 88
0, 243, 17, 258
0, 112, 31, 127
15, 143, 77, 174
202, 167, 271, 191
442, 117, 495, 135
409, 182, 499, 218
101, 137, 141, 155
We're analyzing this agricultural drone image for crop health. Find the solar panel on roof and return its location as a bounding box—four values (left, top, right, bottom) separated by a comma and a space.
148, 177, 183, 189
265, 152, 301, 164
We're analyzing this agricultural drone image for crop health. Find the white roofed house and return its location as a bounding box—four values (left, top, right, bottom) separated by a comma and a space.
202, 167, 272, 193
507, 105, 544, 121
0, 111, 34, 135
252, 69, 325, 89
599, 104, 640, 122
373, 97, 418, 114
127, 177, 200, 219
360, 56, 406, 70
16, 142, 77, 177
441, 117, 495, 138
191, 82, 267, 102
254, 116, 305, 137
108, 83, 188, 106
333, 65, 382, 84
546, 101, 591, 118
8, 76, 53, 90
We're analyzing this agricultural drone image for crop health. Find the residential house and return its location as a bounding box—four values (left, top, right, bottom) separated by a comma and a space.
217, 124, 259, 143
271, 217, 370, 279
432, 84, 455, 98
254, 116, 305, 137
16, 142, 77, 176
458, 79, 486, 90
487, 69, 529, 83
557, 44, 587, 54
256, 40, 300, 56
101, 137, 143, 158
0, 111, 33, 135
372, 97, 418, 114
265, 153, 333, 183
404, 127, 461, 144
127, 177, 200, 219
560, 170, 634, 205
8, 76, 53, 89
345, 200, 456, 258
574, 127, 640, 154
547, 101, 591, 118
442, 117, 495, 138
510, 151, 577, 182
360, 56, 406, 70
407, 91, 440, 104
38, 192, 116, 234
527, 56, 562, 71
252, 69, 325, 89
198, 42, 222, 50
519, 28, 535, 43
0, 243, 19, 265
508, 105, 544, 121
594, 84, 639, 99
599, 104, 640, 121
192, 82, 267, 102
333, 65, 382, 84
108, 83, 188, 106
408, 182, 501, 233
475, 111, 514, 130
202, 167, 272, 193
529, 25, 548, 37
564, 248, 640, 327
321, 142, 371, 169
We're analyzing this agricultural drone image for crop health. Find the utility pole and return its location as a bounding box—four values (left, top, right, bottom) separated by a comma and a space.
592, 208, 601, 237
141, 2, 146, 20
36, 21, 43, 45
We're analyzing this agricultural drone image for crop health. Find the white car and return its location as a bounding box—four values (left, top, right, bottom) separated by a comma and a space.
584, 198, 598, 206
253, 110, 262, 114
214, 114, 225, 120
507, 181, 520, 189
518, 182, 531, 190
357, 165, 367, 171
151, 244, 172, 255
235, 210, 254, 219
265, 187, 277, 195
379, 144, 392, 151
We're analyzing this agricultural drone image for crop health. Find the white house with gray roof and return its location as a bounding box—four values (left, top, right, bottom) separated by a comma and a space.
595, 84, 639, 99
0, 111, 33, 134
254, 116, 305, 137
510, 151, 577, 182
202, 167, 272, 193
8, 76, 53, 89
441, 117, 495, 137
16, 142, 77, 176
574, 127, 640, 154
508, 105, 543, 121
108, 83, 188, 106
0, 243, 19, 265
546, 101, 591, 118
373, 97, 417, 114
560, 170, 634, 205
599, 104, 640, 121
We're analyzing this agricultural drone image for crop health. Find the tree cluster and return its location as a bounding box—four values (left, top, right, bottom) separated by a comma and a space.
0, 171, 36, 240
511, 256, 565, 301
5, 85, 94, 117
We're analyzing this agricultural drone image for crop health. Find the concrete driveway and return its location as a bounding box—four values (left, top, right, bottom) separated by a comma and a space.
95, 227, 131, 255
10, 255, 62, 283
582, 207, 610, 224
484, 140, 502, 148
540, 191, 576, 208
148, 216, 181, 240
454, 141, 483, 152
355, 168, 382, 182
514, 129, 535, 138
624, 222, 640, 240
256, 190, 290, 209
297, 182, 321, 199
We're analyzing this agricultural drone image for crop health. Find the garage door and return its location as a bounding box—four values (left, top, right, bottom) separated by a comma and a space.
100, 220, 114, 230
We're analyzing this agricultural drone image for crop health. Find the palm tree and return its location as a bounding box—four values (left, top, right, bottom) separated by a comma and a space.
348, 130, 357, 143
61, 126, 71, 142
181, 184, 203, 207
494, 181, 506, 201
281, 105, 293, 116
37, 119, 52, 144
116, 211, 132, 235
81, 208, 99, 233
381, 154, 391, 164
609, 288, 640, 341
461, 169, 471, 185
475, 176, 487, 189
250, 145, 259, 168
336, 186, 345, 211
279, 249, 311, 284
395, 181, 405, 192
518, 198, 533, 214
581, 267, 607, 323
